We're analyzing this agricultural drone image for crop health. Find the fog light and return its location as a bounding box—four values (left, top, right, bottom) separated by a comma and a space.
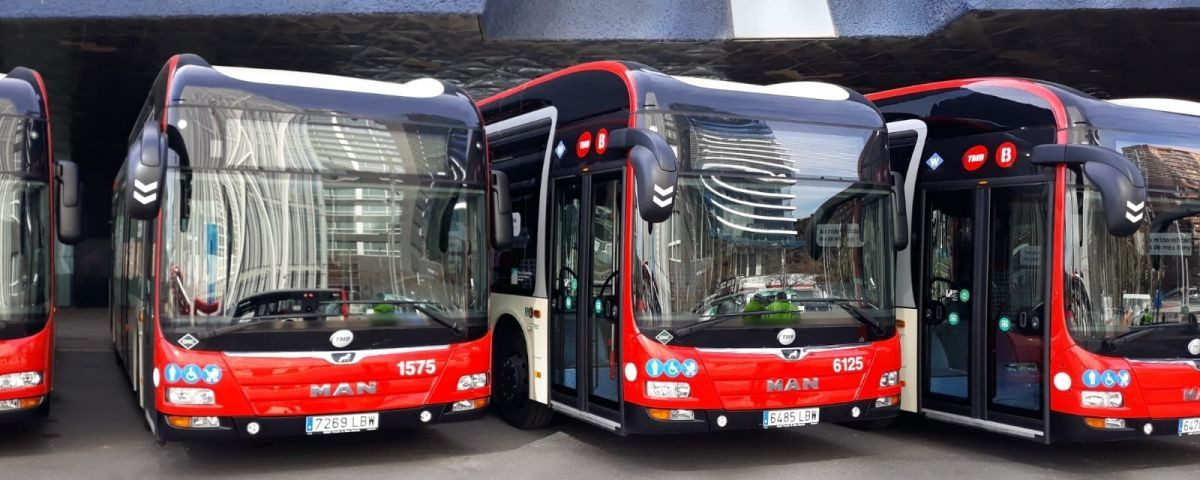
878, 371, 899, 388
1143, 423, 1154, 435
167, 387, 215, 405
875, 395, 899, 408
1084, 417, 1127, 430
1080, 391, 1122, 408
166, 415, 220, 429
457, 373, 488, 391
452, 397, 489, 412
0, 371, 42, 390
647, 408, 694, 421
646, 381, 691, 399
0, 396, 42, 411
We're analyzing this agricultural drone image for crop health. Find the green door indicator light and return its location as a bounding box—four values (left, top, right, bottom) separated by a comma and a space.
564, 296, 574, 311
594, 298, 604, 315
959, 289, 970, 303
947, 312, 960, 326
999, 316, 1012, 332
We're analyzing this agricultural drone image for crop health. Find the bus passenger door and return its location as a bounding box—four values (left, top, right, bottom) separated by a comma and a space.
549, 171, 623, 424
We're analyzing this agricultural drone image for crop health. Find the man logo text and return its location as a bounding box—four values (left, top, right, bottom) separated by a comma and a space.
766, 378, 819, 392
311, 381, 377, 398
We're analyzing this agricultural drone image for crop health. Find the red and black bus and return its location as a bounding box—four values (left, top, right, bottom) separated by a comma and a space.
482, 62, 904, 434
0, 66, 81, 421
870, 78, 1200, 441
110, 54, 508, 441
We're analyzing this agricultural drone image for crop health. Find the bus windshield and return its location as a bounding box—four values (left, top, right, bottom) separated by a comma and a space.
1065, 130, 1200, 359
0, 114, 50, 341
158, 105, 487, 351
631, 112, 894, 348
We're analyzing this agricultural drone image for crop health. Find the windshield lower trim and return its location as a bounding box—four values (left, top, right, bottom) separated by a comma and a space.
694, 343, 864, 357
222, 344, 449, 363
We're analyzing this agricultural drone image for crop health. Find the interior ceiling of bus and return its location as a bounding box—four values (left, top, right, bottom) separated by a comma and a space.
0, 8, 1195, 234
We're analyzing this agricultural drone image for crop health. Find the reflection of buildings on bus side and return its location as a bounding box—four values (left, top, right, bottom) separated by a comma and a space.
1120, 144, 1200, 309
172, 87, 458, 313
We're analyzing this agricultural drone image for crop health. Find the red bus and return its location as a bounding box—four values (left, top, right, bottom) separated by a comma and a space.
870, 78, 1200, 441
0, 66, 81, 421
482, 62, 904, 433
110, 54, 508, 441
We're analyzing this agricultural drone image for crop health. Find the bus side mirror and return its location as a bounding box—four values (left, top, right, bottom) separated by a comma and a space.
55, 160, 83, 245
126, 121, 167, 221
609, 128, 677, 223
491, 170, 513, 250
1031, 144, 1147, 237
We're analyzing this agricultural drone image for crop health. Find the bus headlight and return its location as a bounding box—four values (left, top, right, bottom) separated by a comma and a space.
0, 371, 42, 390
167, 387, 215, 405
646, 381, 691, 399
457, 373, 488, 391
1080, 391, 1123, 408
879, 371, 899, 388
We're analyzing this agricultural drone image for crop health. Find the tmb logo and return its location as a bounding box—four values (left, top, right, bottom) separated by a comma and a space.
766, 377, 819, 392
962, 145, 988, 172
311, 381, 377, 398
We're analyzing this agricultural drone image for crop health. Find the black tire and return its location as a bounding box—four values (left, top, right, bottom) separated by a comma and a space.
839, 416, 897, 431
492, 343, 553, 429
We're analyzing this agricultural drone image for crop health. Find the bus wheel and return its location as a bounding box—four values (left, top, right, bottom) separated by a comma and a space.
493, 343, 553, 429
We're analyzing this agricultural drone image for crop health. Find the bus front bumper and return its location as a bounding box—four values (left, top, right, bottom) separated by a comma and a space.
1050, 412, 1200, 442
157, 401, 487, 441
0, 395, 48, 422
622, 398, 898, 435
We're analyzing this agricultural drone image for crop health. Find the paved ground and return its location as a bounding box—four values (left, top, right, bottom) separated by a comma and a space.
3, 309, 1200, 479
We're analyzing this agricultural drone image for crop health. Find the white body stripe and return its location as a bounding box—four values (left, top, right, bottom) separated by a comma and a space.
213, 66, 444, 98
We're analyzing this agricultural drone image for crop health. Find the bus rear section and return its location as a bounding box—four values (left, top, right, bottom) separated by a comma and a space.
0, 67, 81, 422
872, 78, 1200, 442
110, 54, 500, 441
483, 62, 903, 434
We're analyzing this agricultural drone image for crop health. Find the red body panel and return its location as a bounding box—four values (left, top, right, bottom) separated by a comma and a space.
153, 332, 491, 417
620, 332, 901, 411
0, 317, 53, 401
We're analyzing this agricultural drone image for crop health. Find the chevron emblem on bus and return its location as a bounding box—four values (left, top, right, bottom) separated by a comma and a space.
133, 179, 158, 205
1125, 200, 1145, 223
653, 184, 674, 208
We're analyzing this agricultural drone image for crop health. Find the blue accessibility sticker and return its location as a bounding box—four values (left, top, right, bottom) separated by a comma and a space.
1082, 369, 1100, 388
681, 359, 699, 378
1101, 369, 1118, 388
202, 364, 223, 385
1117, 369, 1131, 388
664, 359, 682, 378
645, 358, 664, 378
182, 364, 203, 385
164, 363, 183, 384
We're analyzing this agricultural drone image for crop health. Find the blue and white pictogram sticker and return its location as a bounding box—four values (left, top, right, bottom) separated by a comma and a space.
681, 359, 699, 378
664, 359, 683, 378
164, 363, 183, 384
1116, 369, 1131, 388
1101, 369, 1118, 388
645, 358, 664, 378
1082, 369, 1100, 388
182, 364, 203, 385
202, 364, 223, 385
926, 153, 945, 171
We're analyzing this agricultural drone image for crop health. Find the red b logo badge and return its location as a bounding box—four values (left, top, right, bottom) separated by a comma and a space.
995, 142, 1017, 168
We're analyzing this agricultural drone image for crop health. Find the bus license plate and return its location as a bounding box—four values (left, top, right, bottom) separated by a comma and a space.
305, 413, 379, 435
762, 408, 820, 429
1179, 418, 1200, 436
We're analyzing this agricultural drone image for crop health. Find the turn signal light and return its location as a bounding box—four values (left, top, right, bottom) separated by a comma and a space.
452, 397, 490, 412
0, 396, 44, 411
1083, 417, 1127, 430
166, 415, 222, 429
646, 408, 694, 421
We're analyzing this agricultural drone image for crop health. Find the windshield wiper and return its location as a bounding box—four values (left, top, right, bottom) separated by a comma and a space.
668, 297, 884, 339
328, 300, 465, 336
196, 312, 345, 340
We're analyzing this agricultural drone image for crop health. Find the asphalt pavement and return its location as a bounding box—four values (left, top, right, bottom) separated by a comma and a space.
3, 309, 1200, 480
